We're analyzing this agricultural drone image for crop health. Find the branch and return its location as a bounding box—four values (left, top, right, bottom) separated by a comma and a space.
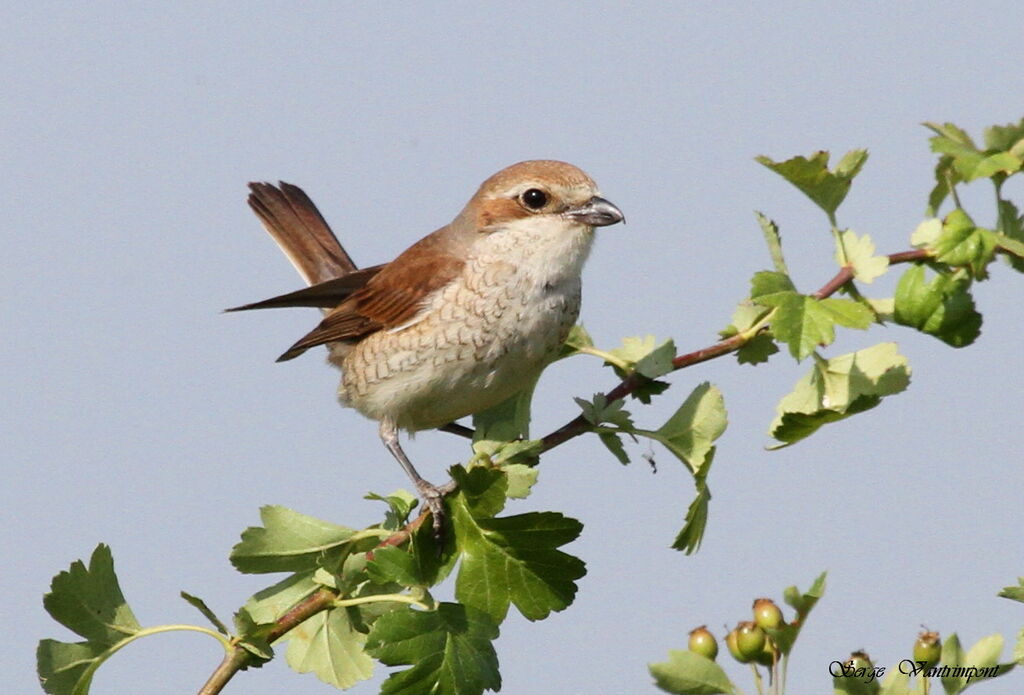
540, 247, 931, 452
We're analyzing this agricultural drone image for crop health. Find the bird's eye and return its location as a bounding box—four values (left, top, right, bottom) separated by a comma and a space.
520, 188, 548, 210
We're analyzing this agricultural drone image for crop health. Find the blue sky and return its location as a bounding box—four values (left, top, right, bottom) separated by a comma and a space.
6, 3, 1024, 693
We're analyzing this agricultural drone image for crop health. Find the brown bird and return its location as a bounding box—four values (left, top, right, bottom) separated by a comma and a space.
230, 161, 624, 527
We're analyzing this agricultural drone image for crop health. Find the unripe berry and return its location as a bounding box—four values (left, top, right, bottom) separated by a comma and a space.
844, 650, 873, 672
752, 598, 784, 630
726, 627, 751, 663
735, 621, 767, 660
688, 625, 718, 660
913, 630, 941, 668
754, 637, 779, 667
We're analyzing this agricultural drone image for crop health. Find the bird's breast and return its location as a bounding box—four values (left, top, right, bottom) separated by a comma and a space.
337, 251, 583, 431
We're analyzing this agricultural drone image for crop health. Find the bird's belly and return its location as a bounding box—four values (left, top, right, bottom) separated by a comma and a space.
338, 277, 580, 431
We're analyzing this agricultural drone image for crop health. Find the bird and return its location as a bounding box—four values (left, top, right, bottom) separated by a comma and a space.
229, 160, 624, 529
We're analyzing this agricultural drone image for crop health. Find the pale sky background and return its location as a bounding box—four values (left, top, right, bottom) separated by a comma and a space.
6, 3, 1024, 694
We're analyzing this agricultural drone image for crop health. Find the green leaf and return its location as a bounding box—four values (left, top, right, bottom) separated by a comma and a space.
876, 667, 911, 695
653, 382, 727, 475
756, 149, 868, 217
649, 649, 738, 694
736, 332, 779, 365
983, 118, 1024, 152
926, 121, 1022, 182
43, 544, 141, 644
940, 633, 1016, 692
242, 571, 320, 625
893, 265, 981, 347
452, 493, 585, 622
770, 343, 910, 447
837, 230, 889, 283
911, 218, 943, 247
180, 592, 230, 636
750, 270, 797, 300
231, 506, 356, 574
574, 393, 635, 430
38, 545, 142, 695
996, 199, 1024, 272
998, 577, 1024, 604
452, 465, 507, 519
283, 605, 375, 689
501, 463, 540, 498
755, 211, 789, 274
608, 335, 678, 379
557, 323, 595, 359
1014, 627, 1024, 665
763, 571, 827, 655
471, 374, 538, 442
930, 210, 997, 279
598, 431, 631, 464
756, 291, 873, 361
37, 639, 108, 695
671, 448, 714, 554
366, 602, 501, 695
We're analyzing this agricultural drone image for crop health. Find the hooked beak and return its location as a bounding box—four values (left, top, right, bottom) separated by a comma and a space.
564, 196, 625, 227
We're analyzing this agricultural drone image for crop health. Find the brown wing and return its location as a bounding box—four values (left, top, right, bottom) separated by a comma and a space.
276, 238, 466, 361
248, 181, 357, 285
224, 265, 384, 312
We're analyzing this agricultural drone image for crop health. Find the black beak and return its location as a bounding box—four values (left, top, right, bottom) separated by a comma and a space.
564, 196, 625, 227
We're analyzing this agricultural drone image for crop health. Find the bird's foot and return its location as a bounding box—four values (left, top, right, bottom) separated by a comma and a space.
415, 479, 450, 543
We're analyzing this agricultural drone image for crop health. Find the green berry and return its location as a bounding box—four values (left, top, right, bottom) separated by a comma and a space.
913, 630, 941, 668
688, 625, 718, 660
726, 627, 751, 663
752, 598, 784, 630
736, 621, 767, 660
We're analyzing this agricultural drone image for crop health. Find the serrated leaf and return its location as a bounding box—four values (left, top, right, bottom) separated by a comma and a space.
983, 118, 1024, 152
231, 506, 356, 574
837, 230, 889, 283
756, 292, 873, 361
756, 211, 789, 274
996, 199, 1024, 272
38, 545, 143, 695
940, 633, 1016, 692
608, 335, 677, 378
770, 343, 910, 446
756, 149, 868, 216
366, 603, 500, 695
42, 544, 141, 645
653, 382, 727, 474
894, 265, 981, 347
750, 270, 797, 300
926, 121, 1022, 182
598, 431, 631, 464
672, 449, 714, 554
998, 577, 1024, 603
452, 495, 585, 622
452, 465, 507, 519
574, 393, 635, 430
366, 490, 419, 530
931, 210, 997, 279
283, 605, 375, 689
911, 218, 943, 247
736, 332, 779, 365
180, 592, 230, 636
500, 463, 539, 498
649, 649, 738, 694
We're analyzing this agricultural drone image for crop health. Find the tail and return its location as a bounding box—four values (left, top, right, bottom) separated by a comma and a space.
247, 182, 357, 286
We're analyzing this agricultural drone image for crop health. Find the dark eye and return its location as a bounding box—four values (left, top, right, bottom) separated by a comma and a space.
520, 188, 548, 210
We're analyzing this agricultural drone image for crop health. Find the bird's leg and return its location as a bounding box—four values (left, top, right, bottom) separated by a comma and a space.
378, 417, 447, 536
